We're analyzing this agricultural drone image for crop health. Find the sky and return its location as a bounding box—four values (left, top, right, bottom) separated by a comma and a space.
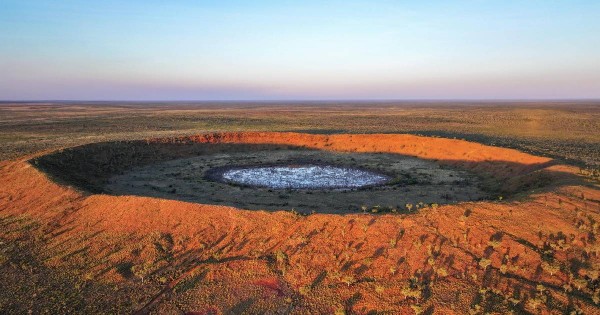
1, 0, 599, 101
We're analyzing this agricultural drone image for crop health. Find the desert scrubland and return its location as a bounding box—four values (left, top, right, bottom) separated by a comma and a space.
0, 102, 599, 314
1, 101, 599, 167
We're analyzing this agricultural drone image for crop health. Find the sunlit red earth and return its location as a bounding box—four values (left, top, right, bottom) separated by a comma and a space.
1, 132, 599, 314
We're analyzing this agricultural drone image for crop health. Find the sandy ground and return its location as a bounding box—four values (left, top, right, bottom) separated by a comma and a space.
1, 132, 599, 314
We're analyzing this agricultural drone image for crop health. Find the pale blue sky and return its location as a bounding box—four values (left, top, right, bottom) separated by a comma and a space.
1, 0, 599, 100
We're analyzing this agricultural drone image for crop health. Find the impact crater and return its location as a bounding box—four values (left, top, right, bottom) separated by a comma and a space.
31, 132, 556, 214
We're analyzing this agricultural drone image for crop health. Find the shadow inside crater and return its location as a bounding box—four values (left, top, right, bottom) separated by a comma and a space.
29, 139, 581, 214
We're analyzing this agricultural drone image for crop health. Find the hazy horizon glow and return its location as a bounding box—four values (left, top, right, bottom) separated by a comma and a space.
1, 0, 599, 100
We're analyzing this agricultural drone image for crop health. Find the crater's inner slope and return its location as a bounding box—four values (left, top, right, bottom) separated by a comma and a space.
32, 132, 559, 214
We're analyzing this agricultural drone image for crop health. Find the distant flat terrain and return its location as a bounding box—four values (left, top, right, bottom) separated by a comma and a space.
1, 101, 599, 168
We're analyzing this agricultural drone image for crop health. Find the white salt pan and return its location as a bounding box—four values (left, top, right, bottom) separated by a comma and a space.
221, 165, 388, 189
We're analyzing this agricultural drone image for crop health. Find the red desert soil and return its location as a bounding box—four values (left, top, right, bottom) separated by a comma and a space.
1, 132, 599, 314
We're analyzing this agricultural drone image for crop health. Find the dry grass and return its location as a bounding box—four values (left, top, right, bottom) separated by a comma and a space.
1, 101, 599, 167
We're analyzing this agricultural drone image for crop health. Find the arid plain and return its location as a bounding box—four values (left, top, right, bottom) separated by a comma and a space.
1, 102, 599, 314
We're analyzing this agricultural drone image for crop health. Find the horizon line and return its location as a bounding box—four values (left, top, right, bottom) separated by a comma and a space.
2, 98, 600, 104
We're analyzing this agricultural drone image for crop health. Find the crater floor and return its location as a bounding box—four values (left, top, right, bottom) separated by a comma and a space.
105, 148, 488, 213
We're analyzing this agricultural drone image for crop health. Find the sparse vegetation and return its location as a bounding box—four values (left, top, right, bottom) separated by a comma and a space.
1, 103, 599, 314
